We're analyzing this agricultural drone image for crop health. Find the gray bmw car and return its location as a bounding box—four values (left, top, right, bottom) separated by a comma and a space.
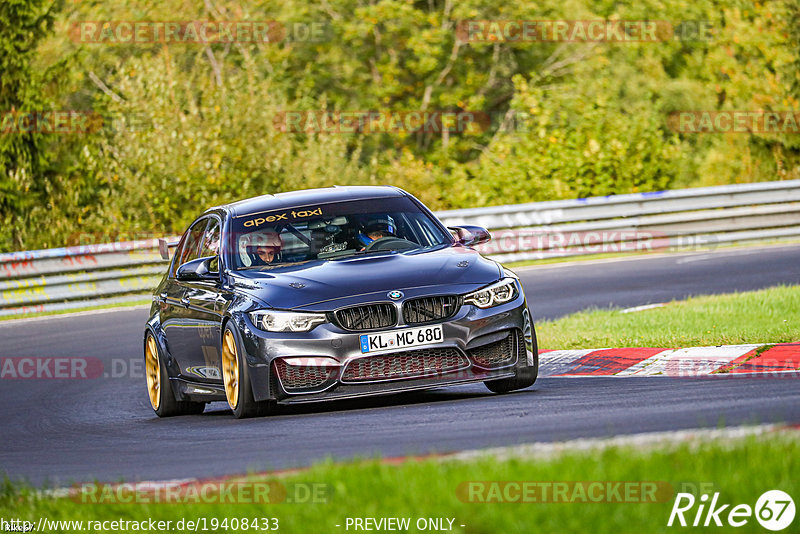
144, 186, 538, 418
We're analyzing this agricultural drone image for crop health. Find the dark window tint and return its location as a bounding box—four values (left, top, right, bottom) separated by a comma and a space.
229, 197, 450, 269
171, 218, 209, 277
198, 218, 221, 272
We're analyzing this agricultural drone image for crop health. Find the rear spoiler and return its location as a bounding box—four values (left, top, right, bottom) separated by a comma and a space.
158, 238, 180, 260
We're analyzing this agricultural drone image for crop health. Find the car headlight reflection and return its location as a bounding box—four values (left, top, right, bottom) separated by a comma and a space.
463, 278, 519, 309
249, 310, 327, 332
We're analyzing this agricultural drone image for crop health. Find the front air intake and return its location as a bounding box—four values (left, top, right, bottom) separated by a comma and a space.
334, 303, 397, 331
402, 295, 460, 325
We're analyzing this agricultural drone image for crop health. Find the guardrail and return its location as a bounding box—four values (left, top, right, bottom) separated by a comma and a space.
441, 179, 800, 263
1, 179, 799, 316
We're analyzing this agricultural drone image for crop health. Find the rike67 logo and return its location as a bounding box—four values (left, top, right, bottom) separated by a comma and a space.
668, 490, 795, 530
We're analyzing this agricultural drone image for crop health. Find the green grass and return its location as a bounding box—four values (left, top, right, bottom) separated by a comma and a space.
537, 285, 800, 350
2, 433, 796, 533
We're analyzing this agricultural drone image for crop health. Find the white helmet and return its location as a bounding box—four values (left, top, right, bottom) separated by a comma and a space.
247, 231, 282, 249
240, 231, 282, 266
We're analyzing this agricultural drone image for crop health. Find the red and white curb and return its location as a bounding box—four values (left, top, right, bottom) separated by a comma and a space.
539, 343, 800, 377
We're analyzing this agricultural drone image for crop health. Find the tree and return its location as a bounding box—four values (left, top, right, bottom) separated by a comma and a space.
0, 0, 62, 249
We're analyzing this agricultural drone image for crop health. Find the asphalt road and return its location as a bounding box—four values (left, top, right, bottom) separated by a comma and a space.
1, 244, 798, 485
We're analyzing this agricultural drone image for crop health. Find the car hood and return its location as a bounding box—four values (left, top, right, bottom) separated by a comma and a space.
229, 246, 503, 311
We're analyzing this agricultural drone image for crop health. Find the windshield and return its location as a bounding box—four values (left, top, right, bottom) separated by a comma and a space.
228, 197, 451, 270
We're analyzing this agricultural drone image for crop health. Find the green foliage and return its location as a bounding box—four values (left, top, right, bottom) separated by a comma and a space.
2, 0, 800, 251
0, 0, 62, 249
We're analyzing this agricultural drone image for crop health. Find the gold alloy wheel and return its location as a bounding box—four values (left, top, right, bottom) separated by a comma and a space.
145, 335, 161, 410
221, 330, 240, 410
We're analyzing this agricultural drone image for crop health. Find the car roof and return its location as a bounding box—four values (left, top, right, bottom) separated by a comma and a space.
216, 185, 408, 218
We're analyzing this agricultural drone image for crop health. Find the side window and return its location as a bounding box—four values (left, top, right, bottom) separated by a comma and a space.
170, 218, 208, 277
198, 218, 221, 272
181, 219, 209, 265
198, 219, 220, 257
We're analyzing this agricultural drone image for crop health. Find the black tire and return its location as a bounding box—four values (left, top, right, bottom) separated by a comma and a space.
484, 323, 539, 394
145, 332, 206, 417
221, 322, 272, 419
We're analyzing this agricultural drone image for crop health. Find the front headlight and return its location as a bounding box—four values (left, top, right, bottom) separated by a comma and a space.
463, 278, 519, 309
249, 310, 327, 332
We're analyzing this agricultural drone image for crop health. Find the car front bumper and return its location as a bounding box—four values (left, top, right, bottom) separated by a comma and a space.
236, 291, 533, 404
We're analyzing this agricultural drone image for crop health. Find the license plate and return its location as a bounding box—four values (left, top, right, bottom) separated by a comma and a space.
359, 325, 444, 354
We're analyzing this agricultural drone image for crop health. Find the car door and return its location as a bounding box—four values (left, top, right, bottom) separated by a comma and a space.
179, 217, 226, 382
161, 217, 209, 378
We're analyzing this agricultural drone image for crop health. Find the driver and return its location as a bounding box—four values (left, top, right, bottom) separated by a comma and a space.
356, 216, 396, 249
245, 231, 282, 266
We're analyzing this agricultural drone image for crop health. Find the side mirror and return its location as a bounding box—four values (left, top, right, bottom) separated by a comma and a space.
176, 256, 219, 281
449, 226, 491, 247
